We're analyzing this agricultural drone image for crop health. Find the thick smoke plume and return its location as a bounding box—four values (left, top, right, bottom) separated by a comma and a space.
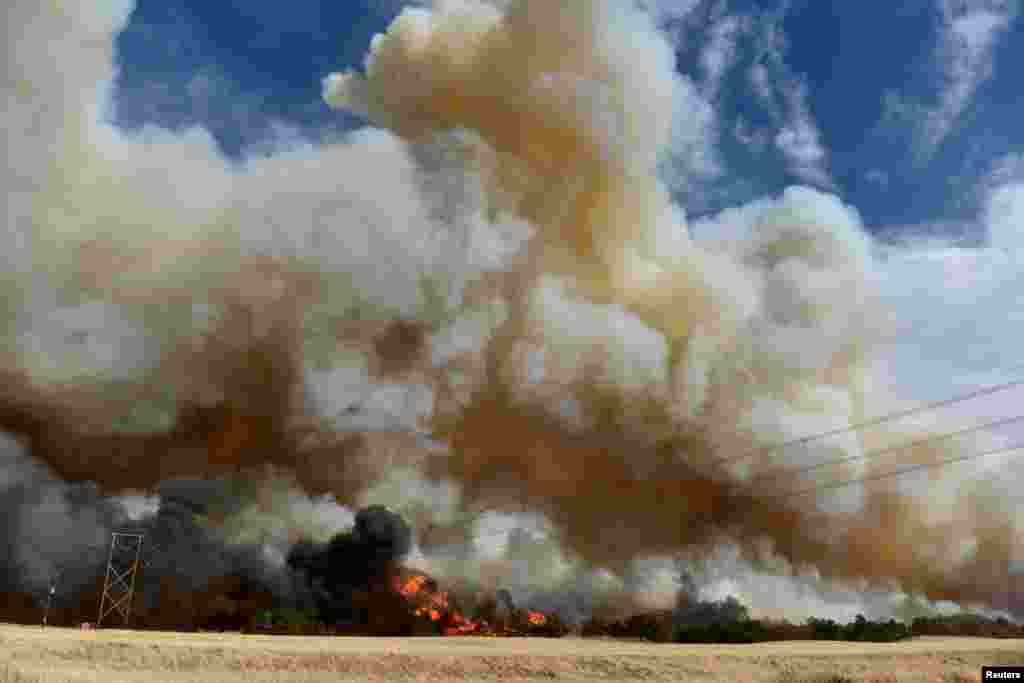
1, 0, 1021, 626
287, 505, 416, 634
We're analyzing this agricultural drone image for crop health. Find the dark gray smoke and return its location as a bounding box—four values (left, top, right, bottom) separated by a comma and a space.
286, 505, 415, 633
0, 431, 129, 605
0, 464, 299, 628
674, 595, 749, 628
0, 456, 422, 631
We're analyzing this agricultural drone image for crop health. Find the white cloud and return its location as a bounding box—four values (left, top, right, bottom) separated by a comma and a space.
638, 0, 703, 39
733, 117, 769, 153
984, 151, 1024, 187
699, 13, 751, 100
984, 182, 1024, 250
973, 152, 1024, 250
920, 0, 1018, 155
774, 80, 833, 188
748, 62, 775, 107
658, 75, 725, 194
745, 7, 833, 188
646, 2, 832, 198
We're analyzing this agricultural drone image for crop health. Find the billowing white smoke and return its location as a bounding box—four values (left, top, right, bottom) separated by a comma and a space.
220, 475, 357, 567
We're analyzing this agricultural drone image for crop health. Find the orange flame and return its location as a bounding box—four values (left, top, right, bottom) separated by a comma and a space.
444, 621, 483, 635
398, 574, 428, 599
430, 592, 449, 610
398, 572, 557, 636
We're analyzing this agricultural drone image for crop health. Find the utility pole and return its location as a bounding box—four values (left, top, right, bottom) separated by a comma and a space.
42, 574, 57, 627
97, 531, 144, 627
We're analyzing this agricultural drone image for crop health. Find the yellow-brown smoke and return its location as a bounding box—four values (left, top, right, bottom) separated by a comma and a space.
323, 0, 1021, 613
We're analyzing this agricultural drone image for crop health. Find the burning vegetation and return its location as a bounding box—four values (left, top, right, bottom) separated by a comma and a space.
392, 571, 565, 637
0, 496, 1017, 644
281, 506, 567, 637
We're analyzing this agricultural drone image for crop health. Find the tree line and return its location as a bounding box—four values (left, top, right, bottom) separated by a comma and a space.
581, 597, 1024, 643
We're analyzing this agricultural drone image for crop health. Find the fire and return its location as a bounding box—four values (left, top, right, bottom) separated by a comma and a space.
394, 571, 560, 637
399, 573, 470, 628
398, 574, 428, 599
444, 622, 483, 635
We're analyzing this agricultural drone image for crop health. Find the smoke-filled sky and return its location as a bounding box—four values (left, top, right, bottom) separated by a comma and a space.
107, 0, 1024, 399
4, 0, 1024, 625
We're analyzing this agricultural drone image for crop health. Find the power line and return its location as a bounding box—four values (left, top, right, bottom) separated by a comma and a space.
750, 413, 1024, 484
776, 440, 1024, 500
710, 375, 1024, 469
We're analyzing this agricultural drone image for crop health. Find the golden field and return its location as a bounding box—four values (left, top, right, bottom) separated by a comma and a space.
1, 623, 1023, 682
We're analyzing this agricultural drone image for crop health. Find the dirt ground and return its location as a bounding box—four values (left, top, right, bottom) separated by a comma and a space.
1, 623, 1023, 683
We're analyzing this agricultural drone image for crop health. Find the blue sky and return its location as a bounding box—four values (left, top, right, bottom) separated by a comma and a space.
112, 0, 400, 154
112, 0, 1024, 239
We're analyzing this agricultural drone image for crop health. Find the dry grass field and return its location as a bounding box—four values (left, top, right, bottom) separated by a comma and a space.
1, 623, 1023, 683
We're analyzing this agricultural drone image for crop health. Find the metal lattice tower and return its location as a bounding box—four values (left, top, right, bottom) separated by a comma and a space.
97, 532, 144, 627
